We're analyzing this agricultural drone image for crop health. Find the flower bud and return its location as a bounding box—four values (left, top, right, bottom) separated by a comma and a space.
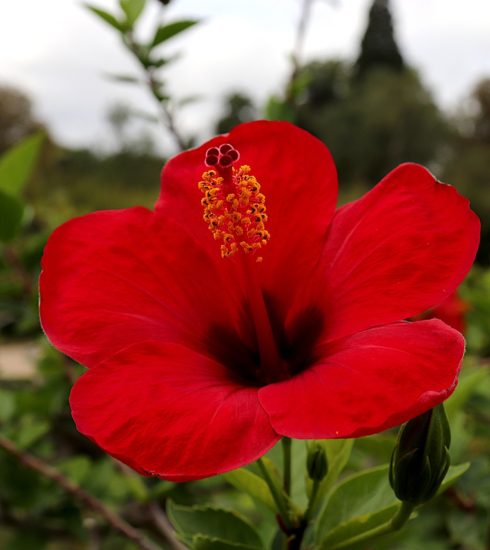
307, 443, 328, 482
389, 404, 451, 504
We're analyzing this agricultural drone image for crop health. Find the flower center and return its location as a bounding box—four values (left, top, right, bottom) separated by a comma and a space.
198, 143, 289, 383
198, 143, 270, 261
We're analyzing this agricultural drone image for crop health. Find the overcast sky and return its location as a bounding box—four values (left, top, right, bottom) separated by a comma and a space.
1, 0, 490, 153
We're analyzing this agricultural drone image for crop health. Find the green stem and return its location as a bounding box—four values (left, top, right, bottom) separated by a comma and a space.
304, 479, 320, 523
331, 501, 415, 549
123, 32, 187, 151
257, 459, 292, 530
282, 438, 292, 497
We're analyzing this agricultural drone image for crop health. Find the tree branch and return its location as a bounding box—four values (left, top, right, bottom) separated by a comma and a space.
148, 502, 187, 550
0, 434, 161, 550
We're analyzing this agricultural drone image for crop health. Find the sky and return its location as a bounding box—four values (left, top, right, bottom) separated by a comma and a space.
1, 0, 490, 153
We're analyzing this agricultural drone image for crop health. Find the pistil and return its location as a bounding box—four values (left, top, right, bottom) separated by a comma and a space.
242, 252, 289, 384
199, 142, 288, 383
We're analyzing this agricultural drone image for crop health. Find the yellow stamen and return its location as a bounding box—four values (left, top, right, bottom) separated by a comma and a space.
198, 165, 270, 260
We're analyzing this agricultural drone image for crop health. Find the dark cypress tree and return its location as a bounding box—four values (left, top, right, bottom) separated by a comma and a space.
355, 0, 405, 79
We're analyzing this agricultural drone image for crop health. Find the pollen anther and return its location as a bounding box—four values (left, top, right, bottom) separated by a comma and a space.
198, 155, 270, 260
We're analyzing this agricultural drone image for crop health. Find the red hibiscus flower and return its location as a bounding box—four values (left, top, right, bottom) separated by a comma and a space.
39, 121, 480, 481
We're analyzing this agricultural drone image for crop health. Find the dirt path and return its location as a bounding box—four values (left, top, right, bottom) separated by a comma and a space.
0, 341, 40, 379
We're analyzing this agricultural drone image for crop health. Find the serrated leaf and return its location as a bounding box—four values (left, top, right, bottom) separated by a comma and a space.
0, 191, 24, 242
167, 501, 263, 549
85, 5, 125, 32
317, 465, 396, 547
150, 19, 199, 48
0, 132, 44, 196
317, 463, 470, 549
222, 468, 276, 512
119, 0, 145, 26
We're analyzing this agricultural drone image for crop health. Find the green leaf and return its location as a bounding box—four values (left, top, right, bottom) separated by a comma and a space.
178, 95, 201, 107
309, 439, 354, 515
150, 19, 199, 48
290, 439, 308, 507
439, 462, 470, 492
104, 73, 141, 84
85, 5, 125, 32
317, 463, 470, 549
121, 471, 149, 502
0, 389, 16, 422
445, 367, 489, 421
0, 191, 24, 242
193, 535, 262, 550
264, 96, 295, 122
58, 457, 92, 485
119, 0, 146, 26
167, 501, 264, 549
317, 465, 396, 547
16, 416, 50, 450
222, 468, 276, 512
0, 132, 44, 196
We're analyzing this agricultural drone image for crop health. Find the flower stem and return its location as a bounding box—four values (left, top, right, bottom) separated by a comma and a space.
330, 501, 415, 549
304, 479, 320, 523
282, 437, 292, 497
257, 458, 292, 530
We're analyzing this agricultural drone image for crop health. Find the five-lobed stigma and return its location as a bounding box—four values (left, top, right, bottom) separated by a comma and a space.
198, 143, 270, 260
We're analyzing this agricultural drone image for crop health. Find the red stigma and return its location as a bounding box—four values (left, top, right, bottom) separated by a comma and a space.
205, 142, 240, 170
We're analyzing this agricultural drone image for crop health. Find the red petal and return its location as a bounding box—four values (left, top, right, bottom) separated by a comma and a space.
156, 121, 338, 313
259, 320, 464, 439
418, 291, 468, 334
307, 164, 479, 342
40, 207, 249, 367
70, 342, 279, 480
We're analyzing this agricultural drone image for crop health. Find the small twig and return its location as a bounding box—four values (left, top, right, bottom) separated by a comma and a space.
292, 0, 314, 74
148, 502, 187, 550
0, 434, 161, 550
286, 0, 314, 104
124, 32, 187, 151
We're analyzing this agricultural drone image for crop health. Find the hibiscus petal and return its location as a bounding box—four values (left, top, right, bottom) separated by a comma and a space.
40, 207, 250, 367
70, 341, 279, 480
308, 163, 480, 342
156, 121, 338, 313
259, 320, 464, 439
